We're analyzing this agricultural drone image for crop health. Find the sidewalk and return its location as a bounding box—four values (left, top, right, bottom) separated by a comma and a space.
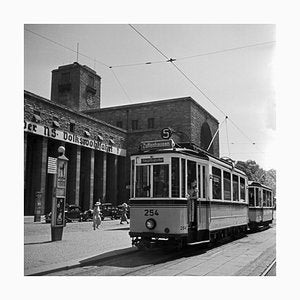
25, 219, 276, 276
24, 220, 134, 275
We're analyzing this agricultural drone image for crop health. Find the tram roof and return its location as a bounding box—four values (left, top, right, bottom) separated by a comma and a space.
132, 142, 246, 176
248, 181, 273, 191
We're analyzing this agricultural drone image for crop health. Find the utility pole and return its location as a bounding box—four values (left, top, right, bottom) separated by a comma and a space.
76, 43, 79, 62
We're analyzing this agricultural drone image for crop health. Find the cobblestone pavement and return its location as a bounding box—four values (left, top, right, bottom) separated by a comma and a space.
24, 219, 132, 275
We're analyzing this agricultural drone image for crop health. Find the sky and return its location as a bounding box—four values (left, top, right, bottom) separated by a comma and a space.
24, 24, 276, 170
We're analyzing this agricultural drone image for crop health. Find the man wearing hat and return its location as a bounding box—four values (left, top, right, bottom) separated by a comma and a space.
93, 201, 101, 230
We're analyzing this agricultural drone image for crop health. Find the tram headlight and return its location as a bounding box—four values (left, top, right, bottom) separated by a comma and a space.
145, 218, 156, 230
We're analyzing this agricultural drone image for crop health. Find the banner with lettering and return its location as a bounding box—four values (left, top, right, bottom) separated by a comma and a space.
24, 120, 126, 156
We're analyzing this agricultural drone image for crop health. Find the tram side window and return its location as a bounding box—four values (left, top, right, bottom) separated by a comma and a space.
181, 159, 186, 198
130, 160, 135, 198
267, 191, 272, 207
198, 165, 201, 197
153, 164, 169, 198
135, 165, 150, 197
249, 188, 255, 207
202, 166, 206, 198
240, 177, 246, 202
270, 193, 273, 207
255, 188, 261, 206
263, 190, 267, 207
223, 171, 231, 200
233, 174, 239, 201
171, 158, 180, 197
212, 167, 222, 200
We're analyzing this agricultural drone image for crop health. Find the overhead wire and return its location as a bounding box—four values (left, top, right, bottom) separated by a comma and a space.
109, 59, 166, 69
128, 24, 264, 155
25, 27, 135, 103
26, 27, 275, 71
110, 68, 133, 103
24, 28, 110, 68
128, 24, 169, 60
26, 25, 270, 155
176, 41, 275, 61
109, 40, 275, 69
228, 118, 265, 153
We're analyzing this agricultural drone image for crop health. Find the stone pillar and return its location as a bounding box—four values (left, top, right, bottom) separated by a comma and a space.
111, 155, 118, 206
40, 137, 48, 214
24, 132, 27, 179
89, 149, 95, 209
75, 146, 81, 206
34, 137, 48, 221
101, 152, 107, 203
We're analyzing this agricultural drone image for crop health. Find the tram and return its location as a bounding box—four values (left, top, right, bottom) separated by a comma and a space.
248, 181, 274, 231
129, 139, 249, 249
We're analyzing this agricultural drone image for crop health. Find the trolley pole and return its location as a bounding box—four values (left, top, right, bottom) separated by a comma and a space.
51, 146, 69, 241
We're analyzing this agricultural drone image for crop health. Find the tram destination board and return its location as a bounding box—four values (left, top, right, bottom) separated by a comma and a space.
140, 139, 174, 151
141, 157, 164, 163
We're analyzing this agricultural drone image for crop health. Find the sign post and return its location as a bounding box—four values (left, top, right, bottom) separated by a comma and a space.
51, 146, 68, 241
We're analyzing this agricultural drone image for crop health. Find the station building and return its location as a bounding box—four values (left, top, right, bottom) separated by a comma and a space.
24, 62, 220, 220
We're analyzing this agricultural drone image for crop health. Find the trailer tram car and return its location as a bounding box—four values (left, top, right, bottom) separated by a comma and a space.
248, 181, 274, 231
129, 140, 249, 249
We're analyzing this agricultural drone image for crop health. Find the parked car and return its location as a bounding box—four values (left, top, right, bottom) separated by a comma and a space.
65, 205, 83, 222
46, 205, 83, 223
82, 209, 94, 221
100, 203, 115, 220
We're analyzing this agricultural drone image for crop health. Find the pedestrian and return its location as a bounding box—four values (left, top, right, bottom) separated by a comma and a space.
93, 201, 101, 230
120, 202, 129, 224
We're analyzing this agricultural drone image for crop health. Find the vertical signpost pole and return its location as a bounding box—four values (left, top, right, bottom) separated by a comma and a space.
51, 146, 68, 241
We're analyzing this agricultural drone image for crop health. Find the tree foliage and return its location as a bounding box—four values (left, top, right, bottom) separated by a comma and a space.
235, 160, 276, 196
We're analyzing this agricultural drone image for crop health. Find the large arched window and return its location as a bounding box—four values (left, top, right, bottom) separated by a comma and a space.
200, 122, 214, 154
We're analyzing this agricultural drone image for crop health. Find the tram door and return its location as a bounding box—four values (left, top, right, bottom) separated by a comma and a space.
187, 161, 198, 243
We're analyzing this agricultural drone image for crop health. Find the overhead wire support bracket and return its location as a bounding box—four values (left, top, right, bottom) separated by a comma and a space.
167, 58, 176, 63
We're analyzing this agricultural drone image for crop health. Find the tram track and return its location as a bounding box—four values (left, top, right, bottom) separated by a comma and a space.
45, 233, 250, 276
261, 258, 276, 276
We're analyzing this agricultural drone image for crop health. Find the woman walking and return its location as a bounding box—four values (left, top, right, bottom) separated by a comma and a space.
120, 203, 129, 224
93, 202, 101, 230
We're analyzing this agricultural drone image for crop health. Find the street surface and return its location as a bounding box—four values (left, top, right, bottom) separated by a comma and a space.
24, 220, 276, 276
24, 219, 132, 275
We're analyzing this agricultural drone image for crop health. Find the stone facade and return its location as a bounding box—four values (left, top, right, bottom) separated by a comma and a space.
51, 62, 101, 112
24, 91, 127, 218
85, 96, 220, 157
24, 62, 220, 220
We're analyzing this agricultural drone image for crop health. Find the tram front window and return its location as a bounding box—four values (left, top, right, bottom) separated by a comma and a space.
171, 158, 180, 197
153, 164, 169, 198
135, 165, 151, 197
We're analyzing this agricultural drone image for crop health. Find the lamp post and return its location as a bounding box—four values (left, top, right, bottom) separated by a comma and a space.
51, 146, 69, 241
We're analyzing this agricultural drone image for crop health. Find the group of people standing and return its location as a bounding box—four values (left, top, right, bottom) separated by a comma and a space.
92, 201, 129, 230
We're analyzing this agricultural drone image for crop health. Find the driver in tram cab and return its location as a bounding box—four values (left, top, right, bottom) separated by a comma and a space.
187, 179, 198, 199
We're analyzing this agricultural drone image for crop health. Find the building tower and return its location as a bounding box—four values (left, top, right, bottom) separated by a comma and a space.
51, 62, 101, 111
